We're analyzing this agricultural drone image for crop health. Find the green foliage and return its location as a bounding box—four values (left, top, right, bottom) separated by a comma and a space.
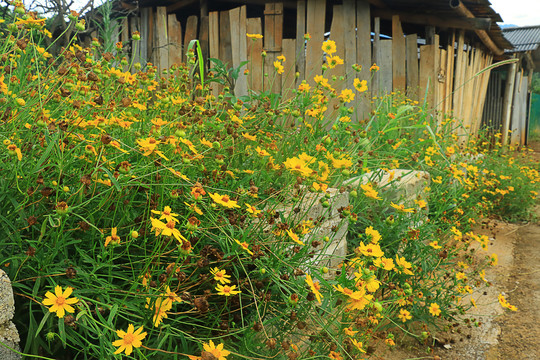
0, 8, 537, 360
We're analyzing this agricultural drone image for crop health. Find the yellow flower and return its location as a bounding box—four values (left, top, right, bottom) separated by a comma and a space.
146, 297, 172, 327
360, 183, 382, 200
210, 267, 231, 284
105, 227, 121, 247
112, 324, 147, 355
151, 206, 179, 223
277, 54, 286, 62
321, 40, 337, 55
255, 146, 270, 156
245, 203, 261, 216
246, 33, 263, 39
162, 286, 181, 307
305, 274, 323, 303
209, 192, 241, 208
390, 202, 414, 213
365, 226, 381, 243
234, 239, 254, 255
353, 78, 368, 92
356, 242, 384, 257
283, 156, 314, 177
242, 133, 257, 141
338, 89, 355, 103
42, 285, 78, 318
202, 340, 231, 360
395, 255, 413, 275
274, 61, 284, 74
429, 240, 442, 249
370, 63, 380, 72
326, 55, 343, 69
215, 284, 241, 296
398, 308, 412, 322
150, 218, 188, 243
498, 294, 518, 311
286, 229, 304, 246
429, 303, 441, 316
374, 257, 395, 271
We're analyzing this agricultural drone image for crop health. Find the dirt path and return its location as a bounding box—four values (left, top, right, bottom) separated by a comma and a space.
370, 143, 540, 360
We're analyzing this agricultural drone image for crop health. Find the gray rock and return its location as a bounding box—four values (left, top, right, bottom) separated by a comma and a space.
0, 270, 22, 360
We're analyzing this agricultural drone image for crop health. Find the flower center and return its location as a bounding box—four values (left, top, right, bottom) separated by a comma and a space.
56, 296, 66, 306
123, 333, 135, 345
221, 196, 229, 203
166, 221, 175, 229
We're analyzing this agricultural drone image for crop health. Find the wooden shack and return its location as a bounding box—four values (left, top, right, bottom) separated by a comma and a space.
90, 0, 512, 135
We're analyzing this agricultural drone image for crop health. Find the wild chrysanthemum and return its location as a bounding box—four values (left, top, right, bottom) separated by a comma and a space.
215, 284, 241, 296
210, 268, 231, 284
42, 285, 78, 318
112, 324, 147, 355
209, 192, 241, 208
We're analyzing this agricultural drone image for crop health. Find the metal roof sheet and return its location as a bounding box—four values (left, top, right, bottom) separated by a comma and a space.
502, 25, 540, 52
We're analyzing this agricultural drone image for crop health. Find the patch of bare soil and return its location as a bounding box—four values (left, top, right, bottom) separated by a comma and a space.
367, 142, 540, 360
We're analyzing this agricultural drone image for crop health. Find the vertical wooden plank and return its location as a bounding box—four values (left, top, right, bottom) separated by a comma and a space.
155, 6, 168, 74
121, 17, 129, 69
432, 34, 440, 115
219, 11, 232, 67
229, 6, 248, 96
296, 0, 306, 85
264, 3, 284, 93
281, 39, 297, 96
392, 15, 406, 92
305, 0, 326, 83
209, 12, 219, 60
130, 17, 141, 69
343, 0, 356, 91
405, 34, 418, 99
474, 54, 493, 135
329, 5, 345, 84
377, 40, 392, 94
184, 15, 199, 56
452, 30, 465, 119
229, 7, 241, 71
444, 31, 455, 115
168, 14, 183, 67
372, 17, 381, 95
209, 11, 220, 97
147, 8, 154, 64
356, 0, 371, 117
140, 8, 149, 64
419, 44, 436, 108
199, 15, 210, 66
438, 48, 447, 121
328, 5, 346, 116
247, 18, 263, 92
461, 45, 474, 134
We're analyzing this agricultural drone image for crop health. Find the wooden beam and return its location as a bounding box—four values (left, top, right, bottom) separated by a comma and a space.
450, 0, 504, 55
305, 0, 325, 83
372, 8, 491, 31
166, 0, 198, 13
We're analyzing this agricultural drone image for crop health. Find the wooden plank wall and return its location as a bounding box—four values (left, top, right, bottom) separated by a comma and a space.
113, 0, 496, 137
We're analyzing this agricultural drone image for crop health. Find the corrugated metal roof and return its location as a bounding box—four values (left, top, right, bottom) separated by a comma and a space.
502, 25, 540, 52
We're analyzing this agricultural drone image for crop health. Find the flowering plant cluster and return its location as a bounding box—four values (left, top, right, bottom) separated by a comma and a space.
1, 6, 537, 359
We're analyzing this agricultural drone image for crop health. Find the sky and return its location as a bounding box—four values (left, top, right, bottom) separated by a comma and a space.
489, 0, 540, 26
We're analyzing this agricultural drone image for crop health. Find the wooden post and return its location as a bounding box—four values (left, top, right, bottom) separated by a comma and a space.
230, 6, 248, 96
305, 0, 326, 84
155, 7, 169, 74
296, 0, 306, 85
130, 17, 141, 69
343, 0, 356, 90
356, 0, 371, 118
281, 39, 297, 97
184, 15, 199, 56
392, 15, 406, 92
372, 17, 380, 94
140, 8, 150, 64
168, 14, 183, 68
501, 59, 517, 145
246, 18, 263, 92
263, 2, 284, 93
405, 34, 419, 99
